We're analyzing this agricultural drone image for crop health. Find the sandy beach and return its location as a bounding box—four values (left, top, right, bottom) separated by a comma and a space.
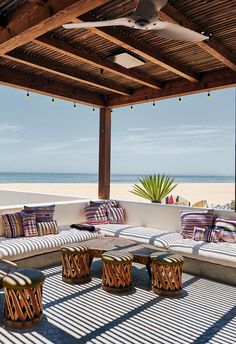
0, 183, 233, 206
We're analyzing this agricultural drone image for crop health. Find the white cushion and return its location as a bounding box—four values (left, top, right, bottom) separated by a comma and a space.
97, 224, 183, 248
0, 226, 102, 261
168, 239, 236, 265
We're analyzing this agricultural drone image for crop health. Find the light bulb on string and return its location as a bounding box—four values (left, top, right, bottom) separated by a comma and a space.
153, 101, 156, 107
130, 105, 133, 110
178, 97, 182, 103
207, 91, 211, 100
73, 102, 77, 109
92, 107, 95, 112
51, 98, 55, 104
25, 91, 30, 100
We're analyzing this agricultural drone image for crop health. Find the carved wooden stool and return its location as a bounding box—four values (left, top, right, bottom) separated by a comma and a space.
102, 251, 133, 292
151, 252, 184, 296
3, 269, 45, 329
61, 245, 91, 284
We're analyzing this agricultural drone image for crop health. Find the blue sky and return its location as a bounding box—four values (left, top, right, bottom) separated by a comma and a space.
0, 85, 234, 176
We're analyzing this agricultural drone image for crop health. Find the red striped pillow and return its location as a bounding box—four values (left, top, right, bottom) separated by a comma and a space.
21, 212, 38, 237
214, 218, 236, 243
180, 210, 214, 239
107, 207, 125, 224
84, 206, 108, 225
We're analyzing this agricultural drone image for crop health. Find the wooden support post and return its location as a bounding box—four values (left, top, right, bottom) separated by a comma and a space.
98, 107, 111, 199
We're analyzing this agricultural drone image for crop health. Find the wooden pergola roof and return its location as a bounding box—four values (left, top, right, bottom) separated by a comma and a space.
0, 0, 235, 108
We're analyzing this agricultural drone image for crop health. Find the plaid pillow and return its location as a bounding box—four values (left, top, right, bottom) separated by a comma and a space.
181, 210, 214, 239
24, 205, 55, 222
107, 207, 125, 224
90, 200, 119, 208
84, 206, 108, 225
37, 220, 58, 236
193, 227, 221, 243
214, 218, 236, 243
21, 212, 38, 237
2, 212, 24, 238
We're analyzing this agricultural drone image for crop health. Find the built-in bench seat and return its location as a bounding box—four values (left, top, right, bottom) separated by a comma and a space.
96, 224, 236, 270
0, 227, 102, 262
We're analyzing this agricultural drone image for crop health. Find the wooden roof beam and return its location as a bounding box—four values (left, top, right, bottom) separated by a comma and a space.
0, 64, 105, 107
5, 50, 132, 96
0, 0, 110, 55
107, 69, 236, 108
77, 15, 199, 82
34, 36, 162, 90
160, 3, 236, 72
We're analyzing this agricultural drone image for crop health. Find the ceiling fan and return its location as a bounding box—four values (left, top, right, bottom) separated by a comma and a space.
62, 0, 208, 42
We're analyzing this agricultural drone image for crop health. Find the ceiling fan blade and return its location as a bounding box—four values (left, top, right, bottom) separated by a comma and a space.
148, 21, 208, 41
63, 17, 136, 29
133, 0, 168, 20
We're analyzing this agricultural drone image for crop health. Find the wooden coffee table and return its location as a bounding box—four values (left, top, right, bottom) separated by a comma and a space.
81, 237, 165, 278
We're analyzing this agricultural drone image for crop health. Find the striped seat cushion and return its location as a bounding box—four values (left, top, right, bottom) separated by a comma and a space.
0, 227, 103, 261
84, 206, 108, 225
21, 212, 38, 237
107, 207, 125, 224
37, 221, 58, 236
214, 218, 236, 243
2, 212, 24, 238
24, 205, 55, 222
180, 210, 214, 239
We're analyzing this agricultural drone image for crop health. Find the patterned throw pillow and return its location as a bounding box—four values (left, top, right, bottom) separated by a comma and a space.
21, 212, 38, 237
90, 200, 119, 208
2, 212, 24, 238
24, 205, 55, 222
193, 227, 221, 243
37, 220, 58, 236
180, 210, 214, 239
214, 218, 236, 243
107, 207, 125, 224
84, 206, 108, 225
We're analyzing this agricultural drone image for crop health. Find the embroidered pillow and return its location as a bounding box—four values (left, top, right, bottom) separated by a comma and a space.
214, 218, 236, 243
180, 210, 214, 239
107, 207, 125, 224
37, 220, 58, 236
2, 212, 24, 238
21, 212, 38, 237
90, 200, 119, 208
84, 206, 108, 225
193, 227, 221, 243
24, 205, 55, 222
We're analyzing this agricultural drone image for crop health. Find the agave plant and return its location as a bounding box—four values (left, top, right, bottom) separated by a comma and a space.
130, 174, 177, 203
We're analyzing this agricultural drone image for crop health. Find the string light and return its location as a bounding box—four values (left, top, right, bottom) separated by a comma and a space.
207, 91, 211, 100
73, 102, 77, 109
153, 101, 156, 107
51, 98, 55, 104
92, 107, 95, 112
178, 97, 182, 103
100, 68, 104, 74
130, 105, 133, 110
25, 91, 30, 99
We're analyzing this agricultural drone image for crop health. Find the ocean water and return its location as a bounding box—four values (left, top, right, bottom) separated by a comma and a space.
0, 173, 233, 183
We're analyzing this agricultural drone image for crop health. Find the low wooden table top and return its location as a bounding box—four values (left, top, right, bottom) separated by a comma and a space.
81, 237, 165, 264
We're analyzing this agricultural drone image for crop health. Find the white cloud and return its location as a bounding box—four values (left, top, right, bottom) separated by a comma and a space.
127, 128, 148, 132
0, 138, 22, 144
0, 123, 23, 131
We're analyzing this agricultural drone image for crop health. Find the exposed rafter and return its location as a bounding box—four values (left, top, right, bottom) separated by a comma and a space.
77, 14, 199, 82
0, 65, 105, 107
34, 36, 162, 90
0, 0, 110, 55
107, 69, 236, 108
5, 51, 131, 96
160, 3, 236, 72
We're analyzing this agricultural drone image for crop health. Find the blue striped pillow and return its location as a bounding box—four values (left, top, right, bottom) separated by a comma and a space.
24, 205, 55, 222
214, 218, 236, 243
2, 212, 24, 238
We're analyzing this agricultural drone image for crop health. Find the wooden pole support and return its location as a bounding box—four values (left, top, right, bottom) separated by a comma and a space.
98, 107, 111, 200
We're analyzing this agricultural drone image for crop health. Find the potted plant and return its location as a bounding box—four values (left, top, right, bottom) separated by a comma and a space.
130, 174, 177, 203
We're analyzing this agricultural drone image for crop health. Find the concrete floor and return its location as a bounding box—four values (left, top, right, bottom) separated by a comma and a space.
0, 260, 236, 344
